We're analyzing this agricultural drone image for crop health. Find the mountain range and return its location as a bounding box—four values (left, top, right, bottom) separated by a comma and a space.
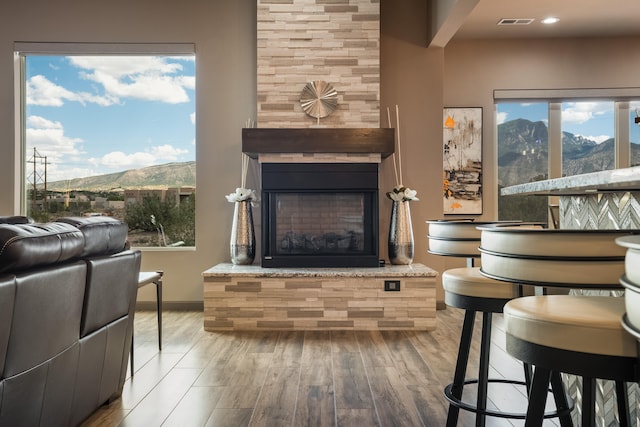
46, 120, 638, 193
498, 118, 640, 187
47, 161, 196, 192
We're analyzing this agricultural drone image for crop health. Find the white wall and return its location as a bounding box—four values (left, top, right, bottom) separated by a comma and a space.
0, 0, 257, 305
380, 0, 448, 305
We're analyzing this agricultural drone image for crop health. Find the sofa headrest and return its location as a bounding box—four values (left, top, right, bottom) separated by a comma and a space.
0, 216, 33, 225
0, 222, 84, 273
55, 216, 128, 257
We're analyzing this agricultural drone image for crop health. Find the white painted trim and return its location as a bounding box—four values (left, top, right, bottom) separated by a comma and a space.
494, 88, 640, 102
14, 42, 195, 55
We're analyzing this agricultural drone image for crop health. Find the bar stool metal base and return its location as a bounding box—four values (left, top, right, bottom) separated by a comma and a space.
508, 335, 637, 426
445, 307, 574, 426
444, 378, 574, 420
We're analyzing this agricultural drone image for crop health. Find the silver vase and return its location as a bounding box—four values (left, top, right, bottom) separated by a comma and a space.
230, 200, 255, 265
388, 200, 414, 265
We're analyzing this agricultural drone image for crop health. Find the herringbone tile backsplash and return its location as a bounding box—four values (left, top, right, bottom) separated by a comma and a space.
560, 191, 640, 230
561, 191, 640, 425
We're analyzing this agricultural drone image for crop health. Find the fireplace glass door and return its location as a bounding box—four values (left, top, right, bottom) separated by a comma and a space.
261, 162, 379, 268
274, 192, 366, 256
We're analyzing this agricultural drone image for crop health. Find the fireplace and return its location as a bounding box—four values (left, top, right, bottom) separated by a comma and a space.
261, 163, 379, 268
242, 127, 394, 268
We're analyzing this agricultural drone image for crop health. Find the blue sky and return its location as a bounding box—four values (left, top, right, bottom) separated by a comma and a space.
497, 101, 640, 144
25, 55, 195, 183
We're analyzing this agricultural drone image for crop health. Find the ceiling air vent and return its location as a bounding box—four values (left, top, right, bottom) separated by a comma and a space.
497, 18, 534, 26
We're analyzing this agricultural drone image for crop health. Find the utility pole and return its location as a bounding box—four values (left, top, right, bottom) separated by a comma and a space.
28, 148, 49, 212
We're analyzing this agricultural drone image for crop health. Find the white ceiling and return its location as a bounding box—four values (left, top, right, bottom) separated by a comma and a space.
451, 0, 640, 41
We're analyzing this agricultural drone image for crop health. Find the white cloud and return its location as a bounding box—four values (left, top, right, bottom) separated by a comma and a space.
496, 112, 508, 125
27, 115, 63, 129
25, 115, 88, 181
89, 144, 189, 171
69, 56, 193, 104
27, 74, 116, 106
562, 102, 612, 125
578, 134, 611, 144
26, 115, 83, 158
94, 151, 157, 169
27, 56, 194, 107
26, 114, 191, 181
190, 112, 196, 125
151, 144, 189, 159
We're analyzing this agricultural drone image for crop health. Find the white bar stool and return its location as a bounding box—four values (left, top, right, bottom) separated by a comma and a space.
618, 235, 640, 335
479, 226, 640, 426
428, 220, 558, 426
618, 236, 640, 427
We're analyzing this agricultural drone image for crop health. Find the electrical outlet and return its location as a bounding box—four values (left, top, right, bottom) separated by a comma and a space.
384, 280, 401, 291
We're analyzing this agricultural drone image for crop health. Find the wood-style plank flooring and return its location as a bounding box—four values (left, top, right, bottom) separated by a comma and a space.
81, 308, 561, 426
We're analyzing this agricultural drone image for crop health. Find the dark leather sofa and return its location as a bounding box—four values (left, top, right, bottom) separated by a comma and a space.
0, 216, 141, 426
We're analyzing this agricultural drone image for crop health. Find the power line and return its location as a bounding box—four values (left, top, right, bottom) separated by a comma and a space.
27, 147, 50, 211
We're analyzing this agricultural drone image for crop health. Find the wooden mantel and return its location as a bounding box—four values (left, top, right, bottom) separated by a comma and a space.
242, 128, 395, 159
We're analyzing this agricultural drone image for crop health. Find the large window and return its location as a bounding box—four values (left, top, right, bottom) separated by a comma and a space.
17, 44, 196, 247
561, 101, 614, 175
497, 102, 549, 222
497, 96, 639, 223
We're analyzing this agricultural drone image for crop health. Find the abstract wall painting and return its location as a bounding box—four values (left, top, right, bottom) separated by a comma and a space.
443, 107, 483, 214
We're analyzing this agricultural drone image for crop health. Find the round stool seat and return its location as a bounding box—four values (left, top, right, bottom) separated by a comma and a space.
427, 219, 523, 258
427, 219, 482, 258
443, 267, 521, 299
617, 235, 640, 343
505, 295, 637, 425
427, 237, 480, 258
505, 295, 636, 358
617, 235, 640, 285
479, 228, 637, 288
427, 219, 482, 240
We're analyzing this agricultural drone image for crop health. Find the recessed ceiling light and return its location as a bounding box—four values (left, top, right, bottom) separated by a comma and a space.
541, 17, 559, 25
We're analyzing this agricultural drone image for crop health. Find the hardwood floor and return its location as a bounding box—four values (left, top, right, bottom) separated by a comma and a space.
81, 308, 561, 427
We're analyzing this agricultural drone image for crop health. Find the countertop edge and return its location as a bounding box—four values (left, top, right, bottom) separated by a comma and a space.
501, 166, 640, 196
203, 263, 438, 278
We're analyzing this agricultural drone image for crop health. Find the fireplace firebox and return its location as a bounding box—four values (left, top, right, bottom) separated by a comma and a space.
261, 163, 379, 268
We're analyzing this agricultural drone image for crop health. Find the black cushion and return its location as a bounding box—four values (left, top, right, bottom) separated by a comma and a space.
0, 222, 84, 273
80, 250, 140, 337
0, 216, 32, 225
55, 217, 128, 257
0, 275, 16, 378
3, 262, 86, 377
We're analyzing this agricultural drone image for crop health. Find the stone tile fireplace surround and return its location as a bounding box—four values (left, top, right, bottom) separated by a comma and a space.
201, 2, 438, 332
203, 263, 437, 331
202, 128, 438, 331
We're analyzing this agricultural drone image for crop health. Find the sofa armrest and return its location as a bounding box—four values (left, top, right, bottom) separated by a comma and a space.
80, 250, 141, 337
0, 275, 16, 379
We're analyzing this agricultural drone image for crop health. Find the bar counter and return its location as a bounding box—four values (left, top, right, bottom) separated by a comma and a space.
502, 166, 640, 425
502, 166, 640, 230
501, 165, 640, 196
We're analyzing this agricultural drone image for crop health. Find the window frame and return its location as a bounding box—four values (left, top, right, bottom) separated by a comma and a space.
495, 90, 640, 223
14, 42, 196, 250
495, 88, 640, 177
